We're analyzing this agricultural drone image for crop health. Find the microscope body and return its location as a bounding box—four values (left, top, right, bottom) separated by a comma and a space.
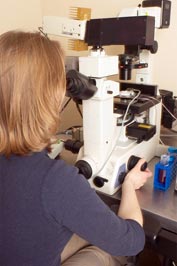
76, 52, 161, 195
43, 1, 171, 195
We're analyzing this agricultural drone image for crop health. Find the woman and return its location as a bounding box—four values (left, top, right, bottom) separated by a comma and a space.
0, 31, 152, 266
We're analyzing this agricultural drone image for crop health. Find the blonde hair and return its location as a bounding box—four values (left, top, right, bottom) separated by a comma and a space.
0, 31, 66, 156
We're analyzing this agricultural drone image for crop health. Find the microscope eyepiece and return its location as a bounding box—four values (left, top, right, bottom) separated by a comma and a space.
66, 70, 97, 100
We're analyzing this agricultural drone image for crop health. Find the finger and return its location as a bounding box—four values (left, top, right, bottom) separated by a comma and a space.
135, 158, 146, 170
144, 168, 152, 177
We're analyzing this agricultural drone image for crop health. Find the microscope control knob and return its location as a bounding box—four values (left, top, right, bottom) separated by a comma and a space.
93, 176, 108, 188
141, 40, 158, 54
75, 160, 92, 180
127, 155, 148, 171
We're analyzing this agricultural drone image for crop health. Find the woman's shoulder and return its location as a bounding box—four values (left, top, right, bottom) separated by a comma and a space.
41, 151, 89, 191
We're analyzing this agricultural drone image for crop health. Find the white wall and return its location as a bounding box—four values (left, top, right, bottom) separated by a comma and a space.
153, 1, 177, 95
0, 0, 42, 33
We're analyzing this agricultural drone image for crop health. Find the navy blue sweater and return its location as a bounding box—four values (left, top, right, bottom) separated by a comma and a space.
0, 151, 145, 266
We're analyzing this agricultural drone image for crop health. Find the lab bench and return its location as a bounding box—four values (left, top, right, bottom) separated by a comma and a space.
98, 157, 177, 265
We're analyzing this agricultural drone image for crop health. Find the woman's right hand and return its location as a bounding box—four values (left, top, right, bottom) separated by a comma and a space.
123, 158, 152, 190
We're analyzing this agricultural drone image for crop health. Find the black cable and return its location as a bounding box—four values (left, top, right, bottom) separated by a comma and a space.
76, 102, 83, 118
60, 97, 72, 113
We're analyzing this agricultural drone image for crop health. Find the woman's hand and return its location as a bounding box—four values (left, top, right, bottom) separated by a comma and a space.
124, 158, 152, 190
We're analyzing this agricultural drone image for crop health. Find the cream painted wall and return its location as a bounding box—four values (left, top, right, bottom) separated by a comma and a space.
42, 0, 177, 130
0, 0, 42, 33
153, 1, 177, 95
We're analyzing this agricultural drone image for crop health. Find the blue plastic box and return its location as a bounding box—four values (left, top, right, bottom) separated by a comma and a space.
154, 149, 176, 191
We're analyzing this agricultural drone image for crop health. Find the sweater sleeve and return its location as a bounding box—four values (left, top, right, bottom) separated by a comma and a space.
42, 159, 145, 256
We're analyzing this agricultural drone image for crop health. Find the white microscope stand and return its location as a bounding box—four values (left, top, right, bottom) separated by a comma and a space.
77, 49, 163, 195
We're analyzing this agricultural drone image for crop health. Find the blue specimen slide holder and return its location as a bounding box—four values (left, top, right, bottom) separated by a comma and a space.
154, 147, 177, 191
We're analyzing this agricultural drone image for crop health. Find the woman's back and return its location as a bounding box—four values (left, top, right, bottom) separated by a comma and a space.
0, 152, 72, 266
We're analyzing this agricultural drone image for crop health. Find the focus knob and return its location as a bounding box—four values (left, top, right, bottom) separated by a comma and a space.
75, 160, 92, 180
127, 155, 147, 171
93, 176, 108, 188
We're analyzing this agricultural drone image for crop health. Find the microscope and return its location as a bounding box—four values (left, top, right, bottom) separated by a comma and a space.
43, 0, 171, 195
